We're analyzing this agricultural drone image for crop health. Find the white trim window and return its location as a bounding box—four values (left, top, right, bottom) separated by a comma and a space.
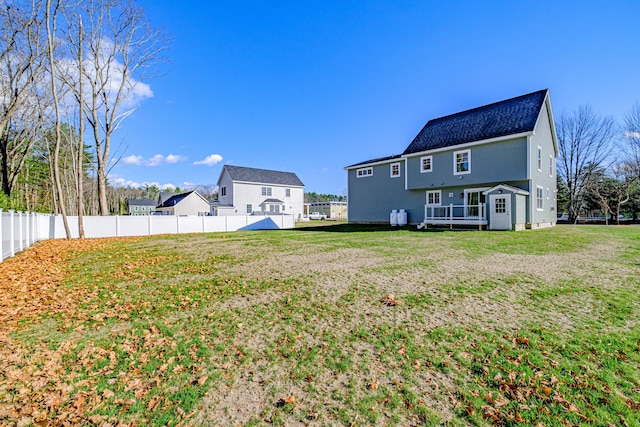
221, 186, 227, 197
357, 167, 373, 178
549, 155, 554, 176
390, 162, 401, 178
536, 186, 544, 210
246, 204, 252, 214
537, 146, 542, 171
453, 149, 470, 175
426, 190, 441, 206
285, 188, 291, 197
420, 156, 433, 173
261, 187, 272, 196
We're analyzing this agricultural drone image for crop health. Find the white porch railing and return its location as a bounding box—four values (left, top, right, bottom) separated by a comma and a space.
424, 203, 487, 225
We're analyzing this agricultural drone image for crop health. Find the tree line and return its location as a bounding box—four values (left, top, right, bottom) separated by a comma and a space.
556, 105, 640, 223
1, 0, 167, 237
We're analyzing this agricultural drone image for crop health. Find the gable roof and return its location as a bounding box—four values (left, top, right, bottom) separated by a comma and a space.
156, 191, 211, 208
402, 89, 548, 155
127, 198, 156, 206
158, 192, 176, 205
157, 191, 192, 208
221, 165, 304, 187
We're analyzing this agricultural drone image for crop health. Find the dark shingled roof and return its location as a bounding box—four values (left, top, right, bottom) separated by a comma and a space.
346, 154, 402, 169
127, 198, 156, 206
262, 198, 284, 203
157, 191, 194, 208
223, 165, 304, 186
402, 89, 548, 155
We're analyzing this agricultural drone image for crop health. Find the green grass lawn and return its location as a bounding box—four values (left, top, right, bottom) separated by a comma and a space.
5, 225, 640, 426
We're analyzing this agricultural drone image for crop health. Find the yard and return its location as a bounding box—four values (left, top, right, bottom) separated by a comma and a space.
0, 225, 638, 426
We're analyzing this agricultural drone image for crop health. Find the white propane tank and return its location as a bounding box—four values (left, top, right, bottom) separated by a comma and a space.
398, 209, 407, 226
390, 209, 398, 226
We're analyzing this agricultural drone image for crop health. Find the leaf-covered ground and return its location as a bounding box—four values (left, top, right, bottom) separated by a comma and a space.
0, 225, 639, 426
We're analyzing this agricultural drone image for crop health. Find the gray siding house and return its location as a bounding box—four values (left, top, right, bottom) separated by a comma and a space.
345, 89, 558, 230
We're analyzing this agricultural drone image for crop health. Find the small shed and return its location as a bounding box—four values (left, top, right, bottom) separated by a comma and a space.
483, 185, 530, 231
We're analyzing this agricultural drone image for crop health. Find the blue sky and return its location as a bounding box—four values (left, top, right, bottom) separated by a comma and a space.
110, 0, 640, 195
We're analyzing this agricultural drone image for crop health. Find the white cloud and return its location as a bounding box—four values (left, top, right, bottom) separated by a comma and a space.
194, 154, 223, 166
109, 176, 178, 190
165, 154, 186, 164
57, 38, 154, 112
124, 153, 187, 166
625, 131, 640, 138
142, 181, 177, 191
110, 176, 141, 188
147, 154, 166, 166
122, 155, 144, 165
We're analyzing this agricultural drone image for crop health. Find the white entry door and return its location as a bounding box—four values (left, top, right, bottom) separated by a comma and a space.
490, 194, 511, 230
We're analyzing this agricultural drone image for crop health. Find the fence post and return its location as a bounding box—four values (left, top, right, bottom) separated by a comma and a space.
202, 215, 205, 233
9, 210, 15, 257
24, 212, 29, 248
148, 214, 152, 236
17, 211, 23, 252
176, 216, 180, 234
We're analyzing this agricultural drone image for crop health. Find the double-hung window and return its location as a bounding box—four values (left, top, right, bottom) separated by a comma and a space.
261, 187, 272, 196
549, 155, 554, 176
246, 204, 252, 214
453, 150, 470, 175
420, 156, 432, 173
390, 162, 400, 178
536, 186, 544, 210
537, 146, 542, 171
285, 188, 291, 197
221, 187, 227, 197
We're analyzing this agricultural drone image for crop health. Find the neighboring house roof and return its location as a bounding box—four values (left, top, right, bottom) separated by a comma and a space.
262, 198, 284, 204
157, 192, 191, 208
221, 165, 304, 187
127, 198, 156, 206
402, 89, 548, 155
158, 192, 176, 205
346, 154, 403, 169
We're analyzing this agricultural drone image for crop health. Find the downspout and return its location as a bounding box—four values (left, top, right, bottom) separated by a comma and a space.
526, 135, 532, 226
404, 157, 408, 191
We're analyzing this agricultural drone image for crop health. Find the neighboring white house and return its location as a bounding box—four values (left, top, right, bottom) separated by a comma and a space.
215, 165, 305, 220
155, 190, 211, 216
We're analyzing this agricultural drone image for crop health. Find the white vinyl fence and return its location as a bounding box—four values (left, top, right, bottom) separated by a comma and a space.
0, 209, 294, 263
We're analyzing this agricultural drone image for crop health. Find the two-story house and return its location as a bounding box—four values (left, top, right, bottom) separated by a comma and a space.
345, 89, 558, 230
126, 199, 156, 216
215, 165, 305, 220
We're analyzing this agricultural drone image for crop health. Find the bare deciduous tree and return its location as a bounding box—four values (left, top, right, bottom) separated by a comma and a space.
0, 0, 48, 197
556, 106, 616, 222
586, 163, 637, 225
78, 0, 167, 215
625, 103, 640, 176
45, 0, 71, 237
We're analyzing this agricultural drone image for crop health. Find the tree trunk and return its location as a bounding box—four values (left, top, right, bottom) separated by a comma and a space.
77, 18, 85, 237
46, 0, 71, 238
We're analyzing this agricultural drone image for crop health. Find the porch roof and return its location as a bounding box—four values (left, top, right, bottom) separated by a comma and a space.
482, 184, 529, 196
